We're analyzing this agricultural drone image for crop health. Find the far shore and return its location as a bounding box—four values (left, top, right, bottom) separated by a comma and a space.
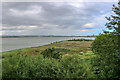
0, 36, 97, 38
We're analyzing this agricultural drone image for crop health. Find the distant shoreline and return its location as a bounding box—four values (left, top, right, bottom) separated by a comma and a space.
1, 36, 97, 38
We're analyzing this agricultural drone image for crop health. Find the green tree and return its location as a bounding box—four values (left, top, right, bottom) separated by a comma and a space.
105, 1, 120, 34
91, 1, 120, 78
105, 1, 120, 53
105, 0, 120, 64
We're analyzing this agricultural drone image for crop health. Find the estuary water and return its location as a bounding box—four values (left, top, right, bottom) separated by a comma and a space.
0, 37, 95, 52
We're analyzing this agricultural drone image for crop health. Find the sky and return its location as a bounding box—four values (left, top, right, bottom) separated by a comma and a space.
1, 1, 118, 36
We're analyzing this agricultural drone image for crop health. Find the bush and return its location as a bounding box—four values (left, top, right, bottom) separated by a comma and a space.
2, 53, 59, 79
41, 48, 62, 59
2, 53, 33, 78
91, 34, 118, 55
91, 34, 120, 78
2, 52, 94, 79
58, 54, 94, 78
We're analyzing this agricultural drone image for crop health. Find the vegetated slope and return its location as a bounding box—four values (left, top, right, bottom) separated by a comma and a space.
2, 39, 96, 79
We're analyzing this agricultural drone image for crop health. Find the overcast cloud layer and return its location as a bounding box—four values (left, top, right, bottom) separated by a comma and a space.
1, 2, 116, 36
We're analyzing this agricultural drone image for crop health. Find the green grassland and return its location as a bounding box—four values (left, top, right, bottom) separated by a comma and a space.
2, 39, 97, 78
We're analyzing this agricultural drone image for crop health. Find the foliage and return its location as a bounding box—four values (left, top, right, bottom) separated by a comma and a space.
2, 53, 58, 79
91, 34, 118, 55
2, 51, 95, 79
57, 54, 94, 78
105, 1, 120, 34
41, 48, 62, 59
91, 34, 120, 78
91, 1, 120, 78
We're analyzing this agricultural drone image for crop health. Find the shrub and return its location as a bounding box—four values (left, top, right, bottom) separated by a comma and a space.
41, 48, 62, 59
91, 34, 118, 55
91, 34, 120, 78
57, 54, 94, 78
2, 53, 94, 79
2, 53, 33, 78
2, 53, 58, 79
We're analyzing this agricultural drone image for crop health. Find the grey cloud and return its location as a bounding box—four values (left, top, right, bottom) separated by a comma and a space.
2, 2, 115, 35
2, 28, 24, 31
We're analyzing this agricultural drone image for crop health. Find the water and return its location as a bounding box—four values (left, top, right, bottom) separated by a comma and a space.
1, 37, 95, 52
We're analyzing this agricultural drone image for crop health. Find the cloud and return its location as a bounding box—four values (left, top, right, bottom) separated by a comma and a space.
2, 2, 115, 35
9, 5, 42, 16
2, 25, 38, 31
84, 23, 94, 28
80, 30, 88, 31
2, 0, 118, 2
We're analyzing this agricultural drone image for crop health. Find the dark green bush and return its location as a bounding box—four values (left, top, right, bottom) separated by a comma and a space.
91, 34, 120, 78
91, 34, 118, 55
41, 48, 63, 59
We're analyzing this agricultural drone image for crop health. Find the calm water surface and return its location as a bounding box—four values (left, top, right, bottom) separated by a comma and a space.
1, 37, 95, 52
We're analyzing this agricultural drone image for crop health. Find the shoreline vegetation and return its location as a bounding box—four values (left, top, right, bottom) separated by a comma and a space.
2, 39, 96, 78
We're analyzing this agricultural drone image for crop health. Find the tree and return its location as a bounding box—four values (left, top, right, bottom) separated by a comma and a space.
105, 1, 120, 34
105, 1, 120, 53
91, 1, 120, 78
105, 0, 120, 62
